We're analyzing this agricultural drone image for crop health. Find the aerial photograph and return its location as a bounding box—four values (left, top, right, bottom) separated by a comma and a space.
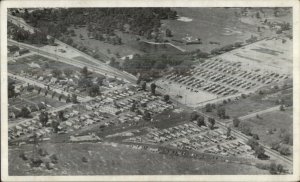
6, 7, 293, 176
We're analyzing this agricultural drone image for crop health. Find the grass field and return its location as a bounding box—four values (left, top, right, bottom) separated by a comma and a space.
161, 8, 258, 52
70, 27, 182, 64
9, 142, 268, 175
8, 54, 81, 74
237, 107, 293, 154
71, 27, 143, 60
202, 93, 276, 119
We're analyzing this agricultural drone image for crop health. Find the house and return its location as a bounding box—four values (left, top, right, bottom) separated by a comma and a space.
50, 77, 58, 83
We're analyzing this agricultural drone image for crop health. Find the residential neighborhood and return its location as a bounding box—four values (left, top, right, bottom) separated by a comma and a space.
4, 6, 295, 177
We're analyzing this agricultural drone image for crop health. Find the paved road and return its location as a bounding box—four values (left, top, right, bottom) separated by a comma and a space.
140, 40, 186, 52
239, 105, 281, 120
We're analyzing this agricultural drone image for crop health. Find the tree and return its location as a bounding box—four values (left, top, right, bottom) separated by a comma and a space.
197, 116, 206, 127
190, 111, 199, 121
276, 164, 284, 174
136, 76, 141, 85
233, 117, 241, 127
256, 12, 261, 19
66, 95, 71, 103
207, 117, 215, 130
141, 81, 147, 91
254, 145, 265, 158
239, 122, 252, 136
247, 138, 259, 150
39, 111, 49, 126
279, 105, 285, 111
130, 102, 137, 112
278, 145, 291, 156
205, 103, 212, 112
217, 107, 226, 119
165, 29, 172, 37
143, 110, 151, 121
71, 94, 78, 103
52, 69, 62, 78
281, 132, 292, 145
150, 83, 157, 95
88, 85, 100, 97
269, 162, 278, 174
257, 26, 261, 32
48, 37, 55, 45
163, 94, 170, 102
64, 68, 73, 77
252, 133, 260, 140
20, 106, 31, 118
226, 127, 231, 138
51, 120, 59, 133
58, 110, 66, 121
8, 81, 16, 98
81, 66, 89, 78
270, 140, 281, 150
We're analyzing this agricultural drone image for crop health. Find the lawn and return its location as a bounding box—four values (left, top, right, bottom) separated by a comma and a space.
9, 142, 268, 175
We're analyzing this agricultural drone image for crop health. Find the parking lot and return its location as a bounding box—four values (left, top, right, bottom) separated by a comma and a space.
156, 39, 291, 107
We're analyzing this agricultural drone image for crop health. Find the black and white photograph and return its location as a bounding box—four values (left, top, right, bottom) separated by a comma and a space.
1, 0, 299, 181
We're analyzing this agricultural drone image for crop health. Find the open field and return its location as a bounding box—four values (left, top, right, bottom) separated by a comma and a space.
161, 8, 258, 52
71, 27, 143, 60
70, 27, 182, 64
239, 108, 293, 149
9, 142, 268, 175
8, 54, 81, 74
220, 37, 292, 75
